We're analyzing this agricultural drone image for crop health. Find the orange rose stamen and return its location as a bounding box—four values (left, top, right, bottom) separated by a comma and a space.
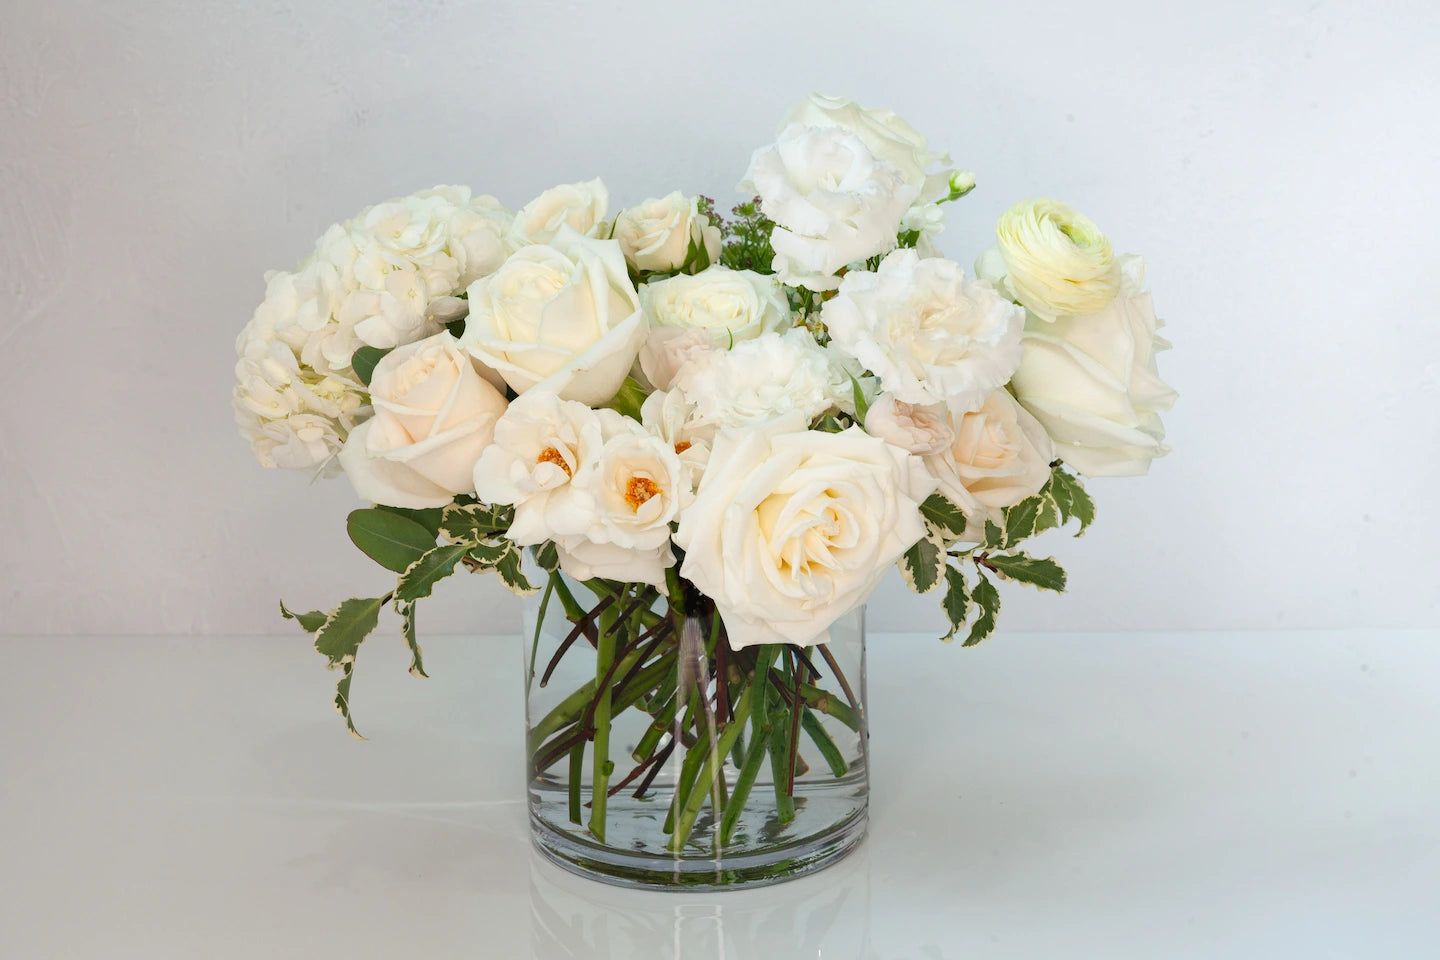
625, 476, 662, 511
536, 446, 572, 477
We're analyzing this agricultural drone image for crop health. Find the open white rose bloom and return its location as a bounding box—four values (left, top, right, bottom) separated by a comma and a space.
233, 93, 1175, 885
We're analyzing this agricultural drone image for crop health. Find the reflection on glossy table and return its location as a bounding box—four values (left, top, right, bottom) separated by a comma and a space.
2, 630, 1437, 958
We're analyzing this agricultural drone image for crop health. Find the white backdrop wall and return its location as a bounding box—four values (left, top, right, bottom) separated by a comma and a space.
1, 0, 1436, 637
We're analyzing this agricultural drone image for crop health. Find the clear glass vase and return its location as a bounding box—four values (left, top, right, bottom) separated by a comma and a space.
523, 574, 868, 890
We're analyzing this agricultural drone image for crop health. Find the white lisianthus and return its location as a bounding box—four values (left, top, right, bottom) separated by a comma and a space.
474, 393, 686, 587
675, 415, 936, 649
461, 229, 646, 406
637, 326, 717, 392
923, 389, 1054, 534
863, 393, 953, 456
640, 388, 714, 494
977, 198, 1120, 323
508, 178, 609, 246
338, 332, 508, 508
782, 92, 954, 203
1008, 255, 1177, 477
740, 124, 919, 290
640, 266, 792, 347
613, 192, 722, 273
671, 327, 856, 430
822, 249, 1024, 410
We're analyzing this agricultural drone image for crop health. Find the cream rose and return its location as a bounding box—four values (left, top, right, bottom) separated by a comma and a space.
863, 393, 953, 456
822, 249, 1024, 410
675, 415, 936, 649
508, 178, 609, 246
978, 198, 1119, 323
923, 388, 1054, 533
1009, 255, 1177, 477
460, 229, 646, 406
613, 192, 722, 273
640, 266, 791, 347
740, 124, 919, 290
782, 93, 954, 203
338, 331, 508, 508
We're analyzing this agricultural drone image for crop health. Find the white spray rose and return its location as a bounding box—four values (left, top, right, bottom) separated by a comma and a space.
671, 327, 856, 430
977, 198, 1119, 323
782, 92, 954, 203
461, 229, 646, 406
1008, 255, 1177, 477
822, 249, 1024, 410
508, 178, 609, 246
640, 266, 792, 347
613, 192, 721, 273
863, 393, 954, 456
675, 415, 936, 649
740, 124, 919, 290
923, 389, 1054, 534
474, 393, 685, 587
338, 332, 508, 508
640, 388, 714, 494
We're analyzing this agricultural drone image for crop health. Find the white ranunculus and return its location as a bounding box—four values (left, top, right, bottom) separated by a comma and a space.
613, 192, 722, 273
461, 229, 646, 406
474, 394, 685, 587
822, 249, 1024, 410
640, 265, 792, 348
1008, 255, 1177, 477
863, 393, 954, 456
508, 178, 609, 246
978, 198, 1120, 323
670, 327, 856, 430
923, 388, 1054, 534
782, 93, 954, 203
636, 326, 717, 392
675, 415, 936, 649
338, 332, 508, 508
740, 124, 919, 290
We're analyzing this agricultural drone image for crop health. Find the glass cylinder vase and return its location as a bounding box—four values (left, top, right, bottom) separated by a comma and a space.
522, 574, 868, 890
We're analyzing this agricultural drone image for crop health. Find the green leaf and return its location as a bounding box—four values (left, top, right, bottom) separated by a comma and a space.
533, 541, 560, 573
920, 493, 970, 542
439, 502, 512, 544
395, 543, 470, 603
602, 376, 648, 422
347, 509, 437, 573
279, 601, 326, 633
1033, 489, 1061, 535
493, 543, 539, 596
351, 346, 392, 387
375, 505, 444, 538
314, 596, 385, 668
986, 553, 1067, 592
940, 565, 969, 642
899, 530, 946, 594
1003, 496, 1043, 547
1048, 467, 1096, 536
984, 519, 1005, 549
334, 662, 364, 739
964, 574, 1001, 647
849, 375, 871, 424
397, 599, 427, 678
444, 317, 466, 339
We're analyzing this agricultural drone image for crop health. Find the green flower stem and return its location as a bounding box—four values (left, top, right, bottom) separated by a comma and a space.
527, 638, 670, 757
631, 708, 670, 764
801, 707, 848, 777
587, 599, 621, 842
668, 680, 758, 852
720, 713, 773, 847
797, 683, 861, 731
767, 651, 797, 823
663, 685, 708, 836
526, 576, 556, 696
528, 654, 676, 774
551, 575, 588, 623
567, 742, 584, 824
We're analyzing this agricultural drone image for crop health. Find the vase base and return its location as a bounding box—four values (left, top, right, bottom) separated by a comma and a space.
529, 807, 868, 891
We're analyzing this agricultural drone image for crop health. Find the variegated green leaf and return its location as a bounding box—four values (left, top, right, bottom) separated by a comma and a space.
493, 543, 539, 596
334, 661, 364, 739
439, 502, 512, 544
313, 596, 385, 669
940, 565, 969, 642
397, 599, 427, 678
964, 573, 1001, 647
395, 543, 469, 603
899, 530, 946, 594
533, 540, 560, 573
280, 601, 326, 633
1003, 496, 1043, 547
919, 493, 970, 541
986, 552, 1067, 592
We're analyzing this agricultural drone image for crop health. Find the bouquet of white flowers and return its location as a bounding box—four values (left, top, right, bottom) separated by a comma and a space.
234, 92, 1175, 887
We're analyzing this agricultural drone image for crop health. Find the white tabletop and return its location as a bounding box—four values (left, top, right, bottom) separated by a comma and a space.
2, 629, 1436, 958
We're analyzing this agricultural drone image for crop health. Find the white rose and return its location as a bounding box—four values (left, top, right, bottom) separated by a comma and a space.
978, 198, 1120, 323
863, 393, 953, 456
782, 92, 954, 203
1008, 255, 1177, 477
740, 124, 919, 290
923, 388, 1054, 534
474, 394, 685, 587
338, 332, 508, 508
613, 192, 722, 273
822, 249, 1024, 410
675, 415, 936, 648
671, 327, 855, 430
508, 178, 609, 246
460, 229, 646, 406
640, 266, 792, 348
640, 388, 714, 494
636, 326, 717, 392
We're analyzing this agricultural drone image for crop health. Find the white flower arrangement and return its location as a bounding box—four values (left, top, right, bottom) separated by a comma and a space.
235, 93, 1176, 850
